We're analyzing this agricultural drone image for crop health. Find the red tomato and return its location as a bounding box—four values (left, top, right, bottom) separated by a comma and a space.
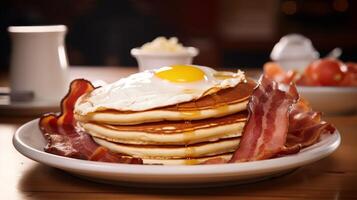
339, 72, 357, 86
346, 62, 357, 73
305, 59, 346, 86
302, 63, 320, 86
340, 63, 357, 86
263, 62, 286, 83
263, 62, 286, 82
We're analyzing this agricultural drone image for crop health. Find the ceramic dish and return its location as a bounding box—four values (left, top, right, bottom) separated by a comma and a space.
13, 119, 341, 187
131, 47, 199, 71
294, 86, 357, 115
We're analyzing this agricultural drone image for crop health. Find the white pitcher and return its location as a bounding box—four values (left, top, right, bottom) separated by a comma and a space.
8, 25, 69, 103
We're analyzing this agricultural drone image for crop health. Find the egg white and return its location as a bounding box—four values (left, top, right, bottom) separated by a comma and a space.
75, 65, 245, 115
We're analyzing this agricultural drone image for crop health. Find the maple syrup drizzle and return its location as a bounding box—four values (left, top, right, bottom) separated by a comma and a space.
180, 110, 202, 119
212, 93, 229, 115
184, 158, 199, 165
182, 120, 194, 143
183, 131, 195, 143
184, 146, 197, 158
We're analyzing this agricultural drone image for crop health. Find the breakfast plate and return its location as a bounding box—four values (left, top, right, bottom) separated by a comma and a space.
13, 119, 341, 187
294, 86, 357, 114
278, 84, 357, 114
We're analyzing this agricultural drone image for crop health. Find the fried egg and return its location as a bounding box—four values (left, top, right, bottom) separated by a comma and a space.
75, 65, 245, 115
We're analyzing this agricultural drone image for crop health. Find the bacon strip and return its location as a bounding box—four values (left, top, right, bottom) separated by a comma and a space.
229, 76, 335, 163
229, 76, 299, 162
283, 99, 335, 152
39, 79, 142, 164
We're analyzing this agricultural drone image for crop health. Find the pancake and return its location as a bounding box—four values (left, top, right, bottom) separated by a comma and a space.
142, 153, 233, 165
81, 112, 246, 145
73, 73, 255, 165
75, 79, 256, 125
75, 101, 247, 125
93, 137, 240, 159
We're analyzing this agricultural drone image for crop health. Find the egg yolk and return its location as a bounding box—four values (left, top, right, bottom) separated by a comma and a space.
155, 65, 207, 83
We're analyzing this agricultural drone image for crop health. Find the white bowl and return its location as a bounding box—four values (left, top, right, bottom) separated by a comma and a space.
292, 86, 357, 115
131, 47, 199, 71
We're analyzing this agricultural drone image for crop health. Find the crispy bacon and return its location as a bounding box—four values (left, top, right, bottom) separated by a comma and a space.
284, 99, 335, 151
229, 76, 335, 163
39, 79, 142, 164
229, 76, 298, 162
39, 78, 335, 165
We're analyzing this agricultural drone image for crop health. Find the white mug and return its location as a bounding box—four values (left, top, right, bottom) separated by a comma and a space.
8, 25, 69, 103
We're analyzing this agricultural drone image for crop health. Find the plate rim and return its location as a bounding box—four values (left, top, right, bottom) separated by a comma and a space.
13, 118, 341, 176
285, 84, 357, 92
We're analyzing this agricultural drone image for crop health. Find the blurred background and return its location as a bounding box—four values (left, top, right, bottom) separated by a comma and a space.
1, 0, 356, 71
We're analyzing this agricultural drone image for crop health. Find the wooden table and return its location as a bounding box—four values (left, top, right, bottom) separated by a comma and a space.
0, 67, 356, 200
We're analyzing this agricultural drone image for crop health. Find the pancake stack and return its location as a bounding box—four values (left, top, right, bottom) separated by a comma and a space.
74, 67, 256, 165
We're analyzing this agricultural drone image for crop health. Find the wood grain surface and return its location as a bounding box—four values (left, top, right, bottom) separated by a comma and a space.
0, 67, 356, 200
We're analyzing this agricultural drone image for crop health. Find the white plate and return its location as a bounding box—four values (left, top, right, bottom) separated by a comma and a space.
13, 119, 341, 187
296, 86, 357, 114
278, 84, 357, 115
